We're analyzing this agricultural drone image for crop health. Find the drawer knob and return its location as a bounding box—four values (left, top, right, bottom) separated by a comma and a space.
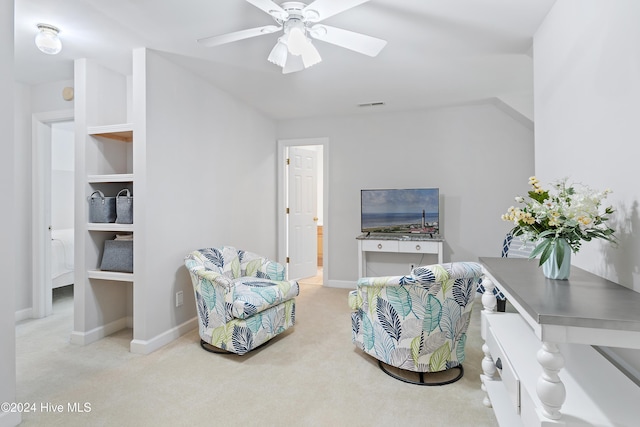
416, 244, 421, 251
377, 243, 382, 249
495, 357, 503, 370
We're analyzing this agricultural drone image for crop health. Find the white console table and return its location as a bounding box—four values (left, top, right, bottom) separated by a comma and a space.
479, 257, 640, 427
356, 234, 444, 278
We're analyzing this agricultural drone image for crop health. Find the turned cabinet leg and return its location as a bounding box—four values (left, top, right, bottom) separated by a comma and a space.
481, 277, 497, 313
536, 341, 566, 420
481, 342, 496, 407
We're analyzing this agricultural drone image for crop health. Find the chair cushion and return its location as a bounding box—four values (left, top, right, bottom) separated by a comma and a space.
229, 277, 299, 319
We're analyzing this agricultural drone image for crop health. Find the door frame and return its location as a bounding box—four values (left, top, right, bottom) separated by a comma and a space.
277, 137, 329, 284
31, 109, 74, 319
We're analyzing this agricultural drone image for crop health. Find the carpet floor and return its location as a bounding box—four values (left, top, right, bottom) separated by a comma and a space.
15, 283, 499, 426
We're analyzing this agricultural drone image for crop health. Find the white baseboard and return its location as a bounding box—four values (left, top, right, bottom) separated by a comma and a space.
130, 317, 198, 355
326, 279, 355, 289
70, 317, 130, 345
0, 408, 21, 427
14, 308, 33, 323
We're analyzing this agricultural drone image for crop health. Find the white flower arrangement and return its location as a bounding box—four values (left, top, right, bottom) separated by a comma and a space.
502, 176, 616, 267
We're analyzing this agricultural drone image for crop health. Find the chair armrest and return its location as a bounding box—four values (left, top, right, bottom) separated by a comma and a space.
243, 257, 285, 281
185, 259, 233, 290
348, 290, 361, 310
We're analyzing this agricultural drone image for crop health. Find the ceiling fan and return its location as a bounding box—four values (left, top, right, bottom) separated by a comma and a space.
197, 0, 387, 74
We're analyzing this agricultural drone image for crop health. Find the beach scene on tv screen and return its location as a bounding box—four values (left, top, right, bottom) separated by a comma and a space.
361, 189, 439, 234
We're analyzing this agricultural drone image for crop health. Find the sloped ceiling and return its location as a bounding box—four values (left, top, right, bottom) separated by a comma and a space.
14, 0, 556, 120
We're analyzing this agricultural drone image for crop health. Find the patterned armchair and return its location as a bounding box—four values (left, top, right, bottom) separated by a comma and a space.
349, 262, 483, 385
184, 246, 299, 355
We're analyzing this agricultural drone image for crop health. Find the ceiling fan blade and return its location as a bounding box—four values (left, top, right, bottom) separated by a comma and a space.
283, 54, 305, 74
303, 0, 370, 22
309, 25, 386, 57
197, 25, 281, 47
246, 0, 288, 19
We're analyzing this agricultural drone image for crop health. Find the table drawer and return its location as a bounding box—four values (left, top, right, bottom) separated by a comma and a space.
398, 240, 439, 253
486, 326, 520, 413
362, 240, 399, 252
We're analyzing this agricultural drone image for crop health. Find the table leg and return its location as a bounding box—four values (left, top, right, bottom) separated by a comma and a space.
536, 341, 566, 420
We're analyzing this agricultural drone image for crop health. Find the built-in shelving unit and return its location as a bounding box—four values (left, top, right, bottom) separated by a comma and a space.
72, 59, 137, 350
85, 123, 134, 276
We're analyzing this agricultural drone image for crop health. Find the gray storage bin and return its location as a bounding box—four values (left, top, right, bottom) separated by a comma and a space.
100, 239, 133, 273
88, 190, 116, 223
115, 189, 133, 224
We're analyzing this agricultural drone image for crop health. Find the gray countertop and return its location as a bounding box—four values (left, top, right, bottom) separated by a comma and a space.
479, 257, 640, 332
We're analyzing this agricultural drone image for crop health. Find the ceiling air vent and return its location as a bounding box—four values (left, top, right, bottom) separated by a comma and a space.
358, 102, 385, 108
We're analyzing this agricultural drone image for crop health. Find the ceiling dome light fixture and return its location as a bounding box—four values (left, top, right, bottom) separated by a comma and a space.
35, 23, 62, 55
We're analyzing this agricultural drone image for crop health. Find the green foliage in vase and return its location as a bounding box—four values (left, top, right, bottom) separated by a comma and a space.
502, 176, 616, 267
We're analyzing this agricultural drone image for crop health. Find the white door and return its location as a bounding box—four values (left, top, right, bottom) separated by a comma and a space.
287, 147, 318, 279
33, 119, 54, 317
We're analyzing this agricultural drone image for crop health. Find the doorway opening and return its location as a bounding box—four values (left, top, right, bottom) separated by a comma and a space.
277, 138, 328, 286
31, 109, 74, 319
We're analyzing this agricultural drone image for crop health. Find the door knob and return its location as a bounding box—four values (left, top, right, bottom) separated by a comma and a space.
313, 217, 319, 222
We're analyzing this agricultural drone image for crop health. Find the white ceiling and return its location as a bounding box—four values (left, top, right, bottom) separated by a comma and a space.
14, 0, 556, 120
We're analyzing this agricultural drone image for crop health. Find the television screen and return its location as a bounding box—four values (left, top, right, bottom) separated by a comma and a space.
361, 188, 439, 235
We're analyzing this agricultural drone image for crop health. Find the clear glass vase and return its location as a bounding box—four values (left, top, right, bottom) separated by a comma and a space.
541, 238, 571, 280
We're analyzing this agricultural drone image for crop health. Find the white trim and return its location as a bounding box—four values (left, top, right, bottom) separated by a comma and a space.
14, 308, 33, 323
70, 316, 129, 345
326, 279, 355, 290
31, 109, 74, 319
277, 137, 330, 285
129, 317, 197, 355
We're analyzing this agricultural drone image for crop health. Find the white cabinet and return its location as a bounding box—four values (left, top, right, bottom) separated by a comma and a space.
357, 235, 444, 277
479, 257, 640, 427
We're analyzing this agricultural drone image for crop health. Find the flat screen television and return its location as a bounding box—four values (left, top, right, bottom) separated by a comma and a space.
361, 188, 439, 235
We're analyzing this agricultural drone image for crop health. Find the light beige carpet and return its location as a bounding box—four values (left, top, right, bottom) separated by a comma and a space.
15, 284, 498, 426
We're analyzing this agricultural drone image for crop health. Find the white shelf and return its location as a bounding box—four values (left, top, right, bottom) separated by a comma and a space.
87, 223, 133, 232
87, 123, 133, 142
87, 270, 133, 282
88, 173, 134, 183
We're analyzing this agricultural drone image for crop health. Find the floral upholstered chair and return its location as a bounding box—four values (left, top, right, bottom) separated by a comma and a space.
185, 246, 299, 355
349, 262, 483, 385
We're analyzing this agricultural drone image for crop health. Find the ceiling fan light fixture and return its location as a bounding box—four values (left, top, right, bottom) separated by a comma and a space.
35, 23, 62, 55
300, 42, 322, 68
287, 26, 308, 56
268, 38, 288, 68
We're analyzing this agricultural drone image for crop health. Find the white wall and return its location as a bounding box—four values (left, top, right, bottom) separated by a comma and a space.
13, 80, 75, 315
277, 102, 535, 282
135, 49, 278, 342
30, 79, 74, 113
14, 82, 32, 314
534, 0, 640, 376
51, 122, 75, 230
1, 2, 20, 425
